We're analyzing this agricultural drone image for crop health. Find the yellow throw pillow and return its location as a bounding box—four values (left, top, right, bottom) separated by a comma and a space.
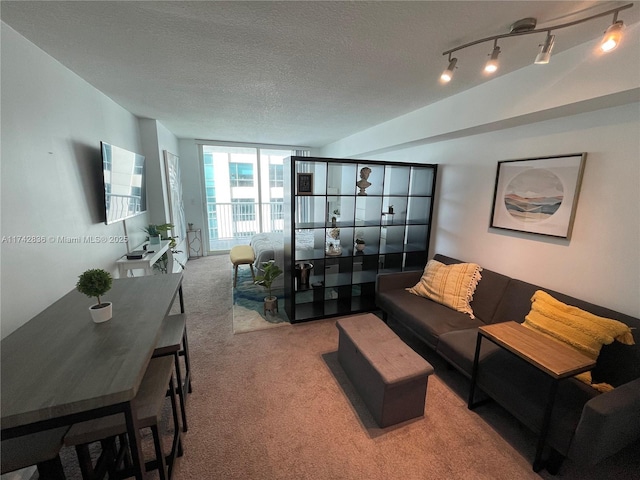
523, 290, 635, 392
407, 259, 482, 318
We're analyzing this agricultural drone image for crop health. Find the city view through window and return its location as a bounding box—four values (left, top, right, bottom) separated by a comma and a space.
202, 145, 303, 252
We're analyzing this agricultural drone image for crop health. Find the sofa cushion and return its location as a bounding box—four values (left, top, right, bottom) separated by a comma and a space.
494, 279, 640, 387
523, 290, 635, 391
377, 289, 483, 349
434, 255, 511, 324
436, 328, 501, 378
407, 259, 482, 318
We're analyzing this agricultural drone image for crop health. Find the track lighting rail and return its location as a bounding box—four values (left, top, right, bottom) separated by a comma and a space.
442, 3, 633, 57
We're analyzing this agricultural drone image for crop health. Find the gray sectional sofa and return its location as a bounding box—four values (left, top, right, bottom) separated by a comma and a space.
375, 254, 640, 471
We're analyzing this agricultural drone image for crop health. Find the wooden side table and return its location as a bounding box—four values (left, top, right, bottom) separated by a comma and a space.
468, 321, 595, 472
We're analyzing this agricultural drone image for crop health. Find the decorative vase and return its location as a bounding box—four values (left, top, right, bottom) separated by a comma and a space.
149, 235, 161, 245
264, 296, 278, 315
355, 243, 366, 252
89, 302, 112, 323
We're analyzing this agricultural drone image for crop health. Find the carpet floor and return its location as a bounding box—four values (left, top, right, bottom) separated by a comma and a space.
38, 254, 639, 480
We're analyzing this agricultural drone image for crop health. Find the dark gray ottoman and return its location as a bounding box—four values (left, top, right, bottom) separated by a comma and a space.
336, 313, 434, 428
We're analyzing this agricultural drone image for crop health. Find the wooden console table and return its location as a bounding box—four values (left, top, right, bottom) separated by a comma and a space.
1, 273, 185, 479
468, 321, 595, 472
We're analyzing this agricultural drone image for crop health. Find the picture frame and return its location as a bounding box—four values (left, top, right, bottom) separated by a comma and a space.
297, 172, 314, 195
490, 153, 587, 239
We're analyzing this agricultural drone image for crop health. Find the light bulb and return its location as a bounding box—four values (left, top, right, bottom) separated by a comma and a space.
440, 58, 457, 83
601, 21, 623, 52
484, 45, 500, 74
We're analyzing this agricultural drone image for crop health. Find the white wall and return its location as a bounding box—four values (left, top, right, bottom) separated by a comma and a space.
369, 103, 639, 317
177, 139, 208, 252
139, 119, 188, 269
0, 24, 169, 338
319, 27, 640, 318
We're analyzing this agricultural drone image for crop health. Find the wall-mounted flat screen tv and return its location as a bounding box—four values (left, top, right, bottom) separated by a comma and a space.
101, 141, 146, 224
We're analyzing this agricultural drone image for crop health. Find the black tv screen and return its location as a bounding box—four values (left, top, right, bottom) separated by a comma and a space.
101, 142, 146, 224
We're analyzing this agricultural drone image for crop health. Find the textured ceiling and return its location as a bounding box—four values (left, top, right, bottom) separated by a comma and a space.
2, 1, 636, 147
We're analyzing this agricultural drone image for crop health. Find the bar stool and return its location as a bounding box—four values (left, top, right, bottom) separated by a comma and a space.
63, 356, 182, 480
230, 245, 255, 287
153, 313, 192, 432
1, 427, 69, 479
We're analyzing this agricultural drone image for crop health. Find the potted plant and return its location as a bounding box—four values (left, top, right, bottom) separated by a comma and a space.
254, 261, 283, 315
144, 224, 161, 245
76, 268, 113, 323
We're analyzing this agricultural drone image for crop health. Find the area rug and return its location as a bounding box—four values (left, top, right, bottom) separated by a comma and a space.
232, 265, 290, 334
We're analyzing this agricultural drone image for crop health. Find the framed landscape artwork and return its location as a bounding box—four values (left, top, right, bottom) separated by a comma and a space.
490, 153, 587, 239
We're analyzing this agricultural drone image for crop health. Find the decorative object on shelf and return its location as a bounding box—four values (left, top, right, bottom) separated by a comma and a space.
439, 3, 632, 84
356, 167, 372, 196
76, 268, 113, 323
388, 205, 394, 214
326, 227, 342, 256
297, 172, 314, 195
295, 262, 314, 290
188, 222, 194, 231
254, 260, 283, 316
355, 230, 366, 252
490, 153, 586, 239
330, 207, 340, 227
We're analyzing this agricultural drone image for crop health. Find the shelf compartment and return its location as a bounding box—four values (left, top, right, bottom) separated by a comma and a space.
407, 197, 432, 224
383, 165, 411, 196
409, 167, 435, 196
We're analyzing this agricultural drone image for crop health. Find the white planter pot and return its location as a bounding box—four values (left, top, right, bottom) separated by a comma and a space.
90, 302, 112, 323
149, 235, 161, 245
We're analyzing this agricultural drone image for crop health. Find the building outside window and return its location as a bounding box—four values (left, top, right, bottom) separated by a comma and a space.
269, 164, 284, 188
229, 162, 254, 187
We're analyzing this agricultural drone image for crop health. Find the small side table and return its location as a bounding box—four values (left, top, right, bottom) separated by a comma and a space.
468, 321, 595, 473
187, 229, 203, 258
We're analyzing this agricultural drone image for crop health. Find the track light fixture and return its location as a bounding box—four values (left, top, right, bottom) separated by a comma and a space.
601, 12, 624, 52
440, 55, 458, 83
484, 42, 501, 73
440, 3, 633, 83
534, 32, 555, 64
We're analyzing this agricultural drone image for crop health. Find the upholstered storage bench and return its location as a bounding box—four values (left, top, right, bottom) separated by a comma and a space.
336, 313, 434, 428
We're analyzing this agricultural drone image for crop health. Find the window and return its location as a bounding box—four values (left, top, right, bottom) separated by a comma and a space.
269, 164, 284, 188
229, 162, 254, 187
201, 145, 309, 251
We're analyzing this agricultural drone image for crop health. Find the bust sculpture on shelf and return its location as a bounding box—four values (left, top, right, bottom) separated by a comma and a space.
356, 167, 372, 196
